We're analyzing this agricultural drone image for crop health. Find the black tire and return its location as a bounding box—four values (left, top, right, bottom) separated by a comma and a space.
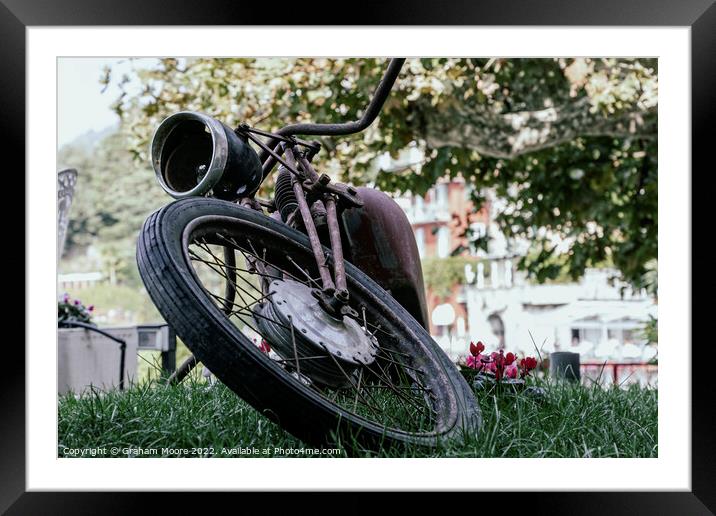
137, 197, 480, 451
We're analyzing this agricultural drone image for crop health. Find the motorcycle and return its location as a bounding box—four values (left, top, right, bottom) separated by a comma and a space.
137, 58, 481, 451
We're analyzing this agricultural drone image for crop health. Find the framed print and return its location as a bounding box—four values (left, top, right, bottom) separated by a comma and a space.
5, 0, 714, 511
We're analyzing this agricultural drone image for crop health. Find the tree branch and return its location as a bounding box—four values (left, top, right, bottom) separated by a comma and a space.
420, 97, 656, 159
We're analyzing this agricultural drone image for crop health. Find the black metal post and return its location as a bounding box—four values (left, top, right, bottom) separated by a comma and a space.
161, 325, 177, 375
550, 351, 581, 382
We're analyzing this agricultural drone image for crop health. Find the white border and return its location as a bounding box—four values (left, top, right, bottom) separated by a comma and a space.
29, 27, 690, 491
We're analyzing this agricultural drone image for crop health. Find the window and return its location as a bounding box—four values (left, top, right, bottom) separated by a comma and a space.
415, 227, 425, 258
456, 316, 466, 337
490, 260, 500, 288
488, 313, 505, 349
437, 226, 450, 258
574, 327, 602, 345
476, 262, 485, 288
607, 328, 623, 342
436, 183, 449, 209
504, 259, 513, 287
414, 195, 424, 219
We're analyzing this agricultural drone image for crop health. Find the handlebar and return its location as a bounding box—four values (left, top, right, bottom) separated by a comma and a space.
258, 58, 406, 179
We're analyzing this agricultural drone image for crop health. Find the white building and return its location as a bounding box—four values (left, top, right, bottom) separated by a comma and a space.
450, 267, 657, 363
395, 182, 657, 373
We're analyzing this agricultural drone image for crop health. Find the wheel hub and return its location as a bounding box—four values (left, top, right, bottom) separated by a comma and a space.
253, 279, 378, 388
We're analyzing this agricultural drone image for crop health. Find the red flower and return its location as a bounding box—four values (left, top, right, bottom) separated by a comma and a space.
521, 357, 538, 370
466, 344, 535, 384
469, 341, 485, 356
258, 339, 271, 354
519, 356, 538, 378
492, 350, 505, 381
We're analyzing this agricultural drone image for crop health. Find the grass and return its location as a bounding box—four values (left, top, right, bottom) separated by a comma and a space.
58, 375, 657, 458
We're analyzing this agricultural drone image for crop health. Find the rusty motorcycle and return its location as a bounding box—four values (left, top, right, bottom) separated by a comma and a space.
136, 58, 481, 451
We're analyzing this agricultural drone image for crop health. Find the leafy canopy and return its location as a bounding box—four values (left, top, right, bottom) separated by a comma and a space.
107, 57, 657, 292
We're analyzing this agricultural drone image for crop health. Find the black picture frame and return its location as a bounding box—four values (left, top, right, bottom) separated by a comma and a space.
5, 0, 713, 512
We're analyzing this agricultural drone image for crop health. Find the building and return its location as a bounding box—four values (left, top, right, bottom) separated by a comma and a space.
396, 179, 657, 385
395, 177, 490, 340
58, 271, 104, 291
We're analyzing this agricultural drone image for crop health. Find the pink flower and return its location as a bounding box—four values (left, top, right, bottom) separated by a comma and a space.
466, 353, 487, 370
87, 305, 94, 312
483, 360, 496, 374
466, 345, 531, 384
491, 351, 506, 380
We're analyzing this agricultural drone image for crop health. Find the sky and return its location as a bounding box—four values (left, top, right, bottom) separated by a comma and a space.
57, 58, 152, 148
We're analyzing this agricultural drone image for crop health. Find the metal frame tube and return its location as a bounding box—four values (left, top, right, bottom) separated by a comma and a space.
284, 148, 335, 291
324, 197, 347, 297
259, 58, 405, 179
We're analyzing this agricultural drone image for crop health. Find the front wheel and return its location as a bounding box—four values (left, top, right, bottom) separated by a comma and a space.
137, 197, 480, 451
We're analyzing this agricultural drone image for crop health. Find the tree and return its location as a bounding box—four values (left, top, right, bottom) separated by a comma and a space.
108, 57, 658, 293
58, 131, 167, 286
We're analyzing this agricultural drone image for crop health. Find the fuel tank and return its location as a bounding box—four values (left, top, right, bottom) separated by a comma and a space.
340, 187, 429, 331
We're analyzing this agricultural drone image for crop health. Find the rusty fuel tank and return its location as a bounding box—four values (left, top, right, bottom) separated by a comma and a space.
340, 187, 429, 331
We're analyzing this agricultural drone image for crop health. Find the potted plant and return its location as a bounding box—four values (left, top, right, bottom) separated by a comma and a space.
58, 293, 94, 328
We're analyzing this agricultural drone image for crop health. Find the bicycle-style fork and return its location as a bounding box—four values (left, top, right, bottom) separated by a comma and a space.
235, 124, 363, 320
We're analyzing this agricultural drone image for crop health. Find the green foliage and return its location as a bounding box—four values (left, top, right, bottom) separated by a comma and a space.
422, 256, 489, 299
642, 315, 658, 345
58, 131, 167, 287
105, 57, 657, 292
136, 339, 193, 385
58, 379, 657, 458
481, 136, 657, 292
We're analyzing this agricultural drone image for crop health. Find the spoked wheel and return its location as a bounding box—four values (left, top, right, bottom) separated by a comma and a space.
137, 198, 480, 451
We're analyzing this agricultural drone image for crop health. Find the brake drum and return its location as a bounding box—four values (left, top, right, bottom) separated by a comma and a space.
253, 279, 378, 388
